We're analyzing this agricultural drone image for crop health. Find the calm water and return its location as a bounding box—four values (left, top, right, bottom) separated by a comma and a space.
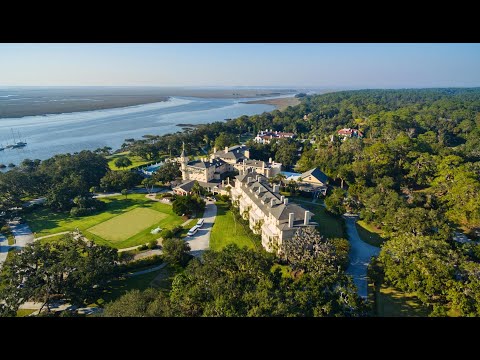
0, 96, 278, 167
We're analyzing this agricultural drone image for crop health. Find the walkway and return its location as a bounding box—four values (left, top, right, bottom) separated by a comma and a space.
93, 187, 167, 199
184, 200, 217, 257
34, 231, 70, 241
343, 214, 380, 298
126, 262, 167, 277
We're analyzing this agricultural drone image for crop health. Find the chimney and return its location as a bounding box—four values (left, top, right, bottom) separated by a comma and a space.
270, 198, 275, 207
304, 211, 310, 225
225, 146, 229, 154
280, 195, 285, 203
213, 146, 217, 153
288, 213, 294, 228
269, 157, 272, 163
247, 176, 252, 183
273, 184, 280, 193
222, 179, 225, 186
284, 198, 289, 205
244, 149, 250, 159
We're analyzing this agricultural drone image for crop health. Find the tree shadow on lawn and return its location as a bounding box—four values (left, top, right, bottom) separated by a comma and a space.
376, 286, 430, 317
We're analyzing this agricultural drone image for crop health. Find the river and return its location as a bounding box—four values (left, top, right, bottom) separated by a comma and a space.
0, 95, 279, 167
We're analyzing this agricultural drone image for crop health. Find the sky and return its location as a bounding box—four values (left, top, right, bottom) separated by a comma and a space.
0, 43, 479, 88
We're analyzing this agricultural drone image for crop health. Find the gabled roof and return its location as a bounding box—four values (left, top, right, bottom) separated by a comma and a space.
270, 203, 308, 221
174, 180, 196, 192
188, 158, 226, 169
214, 145, 249, 160
300, 168, 328, 184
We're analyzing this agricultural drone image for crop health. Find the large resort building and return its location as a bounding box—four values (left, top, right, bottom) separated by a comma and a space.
173, 144, 282, 195
231, 172, 317, 252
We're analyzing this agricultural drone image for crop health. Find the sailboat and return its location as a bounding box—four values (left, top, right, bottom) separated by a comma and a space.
10, 129, 27, 149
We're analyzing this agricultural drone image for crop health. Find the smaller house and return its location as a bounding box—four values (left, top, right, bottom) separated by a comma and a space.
173, 180, 197, 196
337, 128, 364, 140
299, 168, 328, 186
254, 129, 296, 144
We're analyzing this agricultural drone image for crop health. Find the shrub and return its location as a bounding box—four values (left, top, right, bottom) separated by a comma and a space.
138, 244, 148, 251
148, 240, 157, 249
161, 229, 174, 239
171, 226, 183, 237
118, 251, 135, 264
70, 207, 89, 217
162, 238, 191, 267
117, 255, 163, 273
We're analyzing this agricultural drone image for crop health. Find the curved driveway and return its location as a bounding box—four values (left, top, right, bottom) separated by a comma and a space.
185, 200, 217, 257
344, 214, 380, 298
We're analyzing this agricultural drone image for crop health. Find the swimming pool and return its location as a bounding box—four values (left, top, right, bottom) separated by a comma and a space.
145, 164, 162, 172
280, 171, 301, 180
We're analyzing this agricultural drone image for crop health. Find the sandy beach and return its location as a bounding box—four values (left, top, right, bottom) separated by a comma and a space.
242, 97, 301, 110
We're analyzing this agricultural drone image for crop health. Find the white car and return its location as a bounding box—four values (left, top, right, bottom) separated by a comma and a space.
187, 225, 199, 236
196, 218, 205, 228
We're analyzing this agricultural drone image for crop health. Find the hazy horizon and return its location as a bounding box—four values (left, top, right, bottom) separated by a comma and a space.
1, 43, 480, 88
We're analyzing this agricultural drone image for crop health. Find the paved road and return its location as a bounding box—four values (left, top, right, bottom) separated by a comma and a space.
343, 214, 380, 299
9, 222, 34, 247
0, 234, 8, 268
185, 201, 217, 257
93, 187, 168, 198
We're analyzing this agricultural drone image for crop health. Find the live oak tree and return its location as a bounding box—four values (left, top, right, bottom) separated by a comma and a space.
172, 195, 206, 216
325, 188, 346, 216
154, 161, 181, 184
0, 235, 117, 316
114, 156, 132, 169
103, 244, 365, 317
162, 238, 191, 267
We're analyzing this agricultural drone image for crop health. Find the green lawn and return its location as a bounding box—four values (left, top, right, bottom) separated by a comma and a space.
16, 309, 37, 317
210, 201, 256, 251
25, 194, 184, 249
88, 208, 167, 242
95, 264, 181, 306
271, 264, 292, 278
356, 220, 386, 248
1, 227, 16, 245
376, 285, 430, 317
94, 269, 164, 306
107, 151, 152, 171
294, 200, 346, 239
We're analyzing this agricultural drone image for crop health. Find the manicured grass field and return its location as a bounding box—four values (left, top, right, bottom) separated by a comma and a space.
107, 151, 152, 171
210, 201, 256, 251
293, 199, 346, 239
356, 220, 386, 248
16, 309, 37, 317
376, 284, 430, 317
88, 208, 167, 242
25, 194, 184, 249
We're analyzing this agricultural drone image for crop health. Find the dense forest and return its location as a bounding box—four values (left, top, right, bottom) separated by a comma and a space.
1, 88, 480, 316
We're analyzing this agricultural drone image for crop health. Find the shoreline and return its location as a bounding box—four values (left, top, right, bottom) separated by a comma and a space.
0, 89, 297, 119
241, 97, 301, 110
0, 96, 171, 119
